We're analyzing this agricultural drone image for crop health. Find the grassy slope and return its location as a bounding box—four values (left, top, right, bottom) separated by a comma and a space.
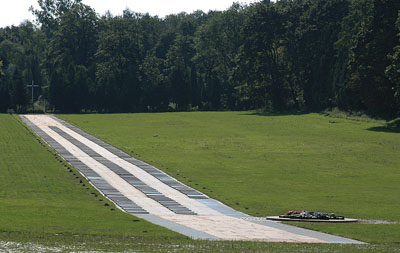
60, 112, 400, 245
0, 114, 183, 241
2, 115, 395, 251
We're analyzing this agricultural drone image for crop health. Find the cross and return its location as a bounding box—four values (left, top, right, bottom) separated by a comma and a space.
27, 80, 39, 106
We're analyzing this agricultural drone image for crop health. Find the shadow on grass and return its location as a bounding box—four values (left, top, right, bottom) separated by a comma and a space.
367, 126, 400, 133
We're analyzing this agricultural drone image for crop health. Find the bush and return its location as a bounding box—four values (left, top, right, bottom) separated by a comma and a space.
386, 118, 400, 128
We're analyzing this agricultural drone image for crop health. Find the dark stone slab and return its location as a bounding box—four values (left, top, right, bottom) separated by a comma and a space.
48, 125, 196, 215
19, 116, 148, 215
50, 116, 209, 200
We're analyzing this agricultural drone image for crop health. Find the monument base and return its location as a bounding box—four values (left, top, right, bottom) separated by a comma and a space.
266, 216, 358, 223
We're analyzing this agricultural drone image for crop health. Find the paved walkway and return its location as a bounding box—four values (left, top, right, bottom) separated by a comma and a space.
21, 115, 363, 244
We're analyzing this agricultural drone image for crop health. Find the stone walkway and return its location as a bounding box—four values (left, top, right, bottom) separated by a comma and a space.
21, 115, 363, 244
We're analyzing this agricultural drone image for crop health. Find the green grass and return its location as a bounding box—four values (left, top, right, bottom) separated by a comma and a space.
59, 112, 400, 246
0, 115, 184, 243
2, 233, 399, 253
1, 112, 399, 251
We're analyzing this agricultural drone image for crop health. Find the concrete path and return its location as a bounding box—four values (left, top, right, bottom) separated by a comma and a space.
21, 115, 363, 244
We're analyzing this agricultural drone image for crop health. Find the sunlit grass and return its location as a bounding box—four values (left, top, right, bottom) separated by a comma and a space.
61, 111, 400, 245
1, 112, 399, 251
0, 114, 183, 242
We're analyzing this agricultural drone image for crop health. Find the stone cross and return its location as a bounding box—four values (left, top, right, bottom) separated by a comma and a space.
27, 80, 39, 106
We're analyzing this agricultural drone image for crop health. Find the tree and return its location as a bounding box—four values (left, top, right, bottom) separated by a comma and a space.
95, 12, 144, 112
332, 0, 372, 110
0, 0, 397, 117
0, 37, 30, 112
385, 11, 400, 114
31, 0, 82, 35
236, 2, 288, 111
139, 54, 168, 111
10, 66, 28, 112
47, 3, 98, 112
194, 4, 246, 110
164, 15, 198, 110
281, 0, 350, 111
0, 59, 10, 112
348, 0, 400, 117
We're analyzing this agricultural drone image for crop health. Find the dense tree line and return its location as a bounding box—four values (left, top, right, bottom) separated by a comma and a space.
0, 0, 399, 118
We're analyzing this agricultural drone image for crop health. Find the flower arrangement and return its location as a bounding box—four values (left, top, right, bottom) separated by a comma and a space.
280, 210, 344, 220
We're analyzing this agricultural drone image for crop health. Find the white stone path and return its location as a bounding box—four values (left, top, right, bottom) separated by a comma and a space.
22, 115, 363, 243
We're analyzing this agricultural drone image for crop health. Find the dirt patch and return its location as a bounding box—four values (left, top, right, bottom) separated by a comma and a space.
358, 219, 398, 225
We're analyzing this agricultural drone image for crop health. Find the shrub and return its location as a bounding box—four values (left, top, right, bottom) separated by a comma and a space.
386, 118, 400, 128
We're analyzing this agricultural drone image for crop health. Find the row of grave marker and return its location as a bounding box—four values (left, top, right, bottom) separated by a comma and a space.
21, 116, 148, 215
21, 115, 209, 216
49, 126, 196, 215
50, 116, 208, 200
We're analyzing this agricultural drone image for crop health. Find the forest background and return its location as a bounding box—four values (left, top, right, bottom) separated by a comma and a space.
0, 0, 399, 119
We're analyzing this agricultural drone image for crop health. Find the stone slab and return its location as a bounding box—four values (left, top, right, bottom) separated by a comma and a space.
20, 114, 365, 244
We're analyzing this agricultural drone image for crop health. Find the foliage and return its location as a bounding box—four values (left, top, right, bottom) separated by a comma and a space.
47, 3, 98, 112
386, 117, 400, 128
346, 0, 400, 117
0, 0, 399, 118
237, 2, 289, 111
385, 11, 400, 113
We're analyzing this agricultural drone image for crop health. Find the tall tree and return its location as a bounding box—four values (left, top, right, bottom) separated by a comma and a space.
332, 0, 372, 110
236, 2, 288, 111
0, 0, 397, 117
0, 59, 10, 112
348, 0, 400, 117
95, 11, 144, 112
385, 11, 400, 114
47, 3, 98, 112
10, 66, 28, 112
165, 15, 198, 110
285, 0, 350, 111
31, 0, 82, 35
139, 53, 168, 111
194, 4, 246, 110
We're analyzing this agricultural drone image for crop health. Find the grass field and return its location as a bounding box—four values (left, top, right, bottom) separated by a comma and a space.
0, 114, 188, 250
60, 112, 400, 246
0, 112, 399, 251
